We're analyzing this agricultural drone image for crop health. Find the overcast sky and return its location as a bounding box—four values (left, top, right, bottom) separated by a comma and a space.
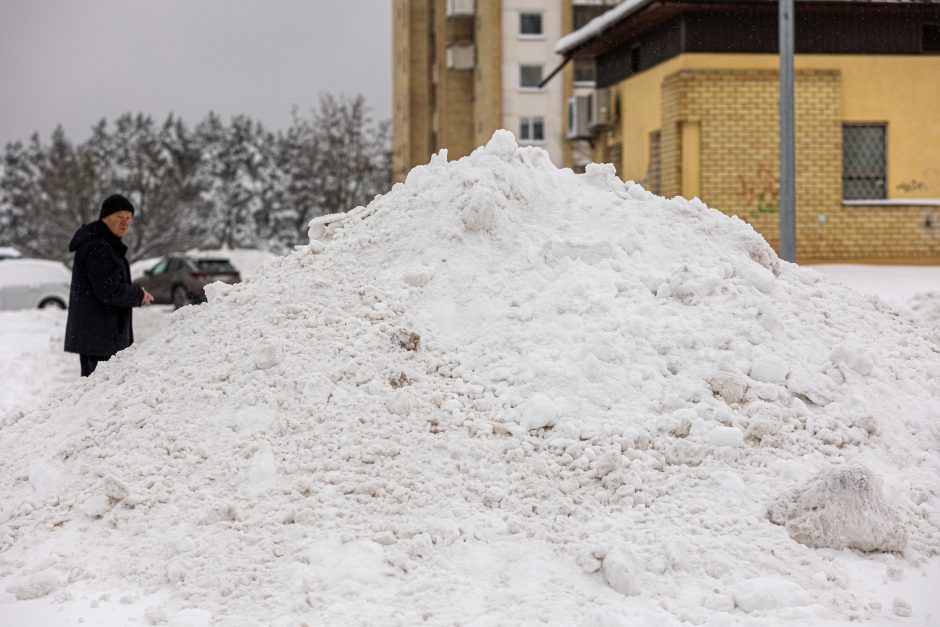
0, 0, 392, 147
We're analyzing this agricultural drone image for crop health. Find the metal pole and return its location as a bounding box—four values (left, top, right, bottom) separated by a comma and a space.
779, 0, 796, 262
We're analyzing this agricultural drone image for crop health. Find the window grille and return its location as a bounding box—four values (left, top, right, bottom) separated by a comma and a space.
842, 124, 886, 200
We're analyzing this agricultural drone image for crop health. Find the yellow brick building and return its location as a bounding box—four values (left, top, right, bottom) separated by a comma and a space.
555, 0, 940, 263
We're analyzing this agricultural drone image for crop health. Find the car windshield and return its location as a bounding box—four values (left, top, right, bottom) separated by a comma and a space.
195, 259, 236, 274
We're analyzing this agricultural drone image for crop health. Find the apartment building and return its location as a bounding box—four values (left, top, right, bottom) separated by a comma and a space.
392, 0, 618, 182
555, 0, 940, 262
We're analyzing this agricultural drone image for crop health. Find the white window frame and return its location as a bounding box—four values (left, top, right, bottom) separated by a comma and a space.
519, 116, 545, 143
519, 64, 544, 91
518, 12, 544, 39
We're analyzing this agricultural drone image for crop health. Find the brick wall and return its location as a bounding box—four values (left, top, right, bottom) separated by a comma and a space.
660, 67, 940, 262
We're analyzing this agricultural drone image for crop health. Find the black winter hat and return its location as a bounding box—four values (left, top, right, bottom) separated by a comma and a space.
99, 194, 135, 220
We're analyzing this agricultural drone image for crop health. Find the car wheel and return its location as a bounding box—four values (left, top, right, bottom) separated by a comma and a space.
172, 286, 188, 310
38, 298, 66, 309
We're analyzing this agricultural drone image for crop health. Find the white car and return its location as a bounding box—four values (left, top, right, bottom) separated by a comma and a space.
0, 259, 71, 310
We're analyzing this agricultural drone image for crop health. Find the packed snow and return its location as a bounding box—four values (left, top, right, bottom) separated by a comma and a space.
1, 131, 939, 626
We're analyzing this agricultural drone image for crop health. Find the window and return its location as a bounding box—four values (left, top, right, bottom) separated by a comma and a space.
196, 259, 237, 274
647, 131, 662, 195
150, 259, 168, 276
630, 45, 641, 74
519, 64, 543, 89
843, 124, 886, 200
574, 59, 596, 84
520, 117, 545, 142
520, 13, 543, 36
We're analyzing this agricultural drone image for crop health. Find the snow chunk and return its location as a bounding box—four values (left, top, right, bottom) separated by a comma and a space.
483, 129, 518, 157
79, 494, 112, 517
204, 280, 233, 304
749, 354, 790, 385
706, 425, 744, 448
248, 441, 277, 485
601, 547, 640, 596
519, 393, 559, 431
386, 389, 412, 416
5, 571, 62, 600
460, 186, 504, 235
707, 371, 748, 405
893, 597, 913, 617
767, 464, 907, 552
732, 576, 812, 613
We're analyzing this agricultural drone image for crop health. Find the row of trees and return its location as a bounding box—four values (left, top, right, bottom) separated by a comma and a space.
0, 94, 391, 262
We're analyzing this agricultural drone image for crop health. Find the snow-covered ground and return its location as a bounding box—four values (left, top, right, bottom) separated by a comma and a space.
1, 132, 939, 626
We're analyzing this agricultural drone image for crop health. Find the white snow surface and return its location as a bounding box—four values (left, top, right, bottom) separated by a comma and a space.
1, 131, 940, 625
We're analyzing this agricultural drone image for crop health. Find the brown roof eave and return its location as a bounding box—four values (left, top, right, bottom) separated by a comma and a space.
568, 0, 940, 59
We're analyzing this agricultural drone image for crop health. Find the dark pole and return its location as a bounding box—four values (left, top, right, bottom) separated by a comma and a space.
779, 0, 796, 262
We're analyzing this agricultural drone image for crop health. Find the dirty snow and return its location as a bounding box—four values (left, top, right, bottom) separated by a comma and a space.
1, 131, 939, 625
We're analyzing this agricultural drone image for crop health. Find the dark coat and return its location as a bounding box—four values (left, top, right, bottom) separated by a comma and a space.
64, 221, 143, 357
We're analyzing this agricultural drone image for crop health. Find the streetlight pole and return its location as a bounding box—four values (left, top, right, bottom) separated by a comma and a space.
779, 0, 796, 263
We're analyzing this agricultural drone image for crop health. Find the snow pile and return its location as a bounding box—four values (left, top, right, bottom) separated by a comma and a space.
1, 131, 939, 625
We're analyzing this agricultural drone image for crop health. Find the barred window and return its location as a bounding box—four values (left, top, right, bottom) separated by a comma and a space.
843, 124, 886, 200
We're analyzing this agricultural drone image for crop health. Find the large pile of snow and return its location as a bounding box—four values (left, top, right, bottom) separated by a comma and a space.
1, 131, 939, 625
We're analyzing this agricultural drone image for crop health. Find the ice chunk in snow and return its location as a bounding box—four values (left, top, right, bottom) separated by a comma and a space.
767, 464, 907, 552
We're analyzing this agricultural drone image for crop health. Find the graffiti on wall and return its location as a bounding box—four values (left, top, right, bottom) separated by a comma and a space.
737, 163, 779, 218
895, 168, 940, 195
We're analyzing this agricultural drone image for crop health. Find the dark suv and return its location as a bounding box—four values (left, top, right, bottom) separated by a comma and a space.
136, 256, 240, 308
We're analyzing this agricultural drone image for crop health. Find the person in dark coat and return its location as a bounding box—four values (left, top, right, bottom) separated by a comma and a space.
64, 194, 154, 376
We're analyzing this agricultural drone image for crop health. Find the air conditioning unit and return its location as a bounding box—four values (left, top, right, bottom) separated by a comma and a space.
567, 95, 592, 140
446, 43, 475, 69
446, 0, 475, 17
590, 88, 611, 130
